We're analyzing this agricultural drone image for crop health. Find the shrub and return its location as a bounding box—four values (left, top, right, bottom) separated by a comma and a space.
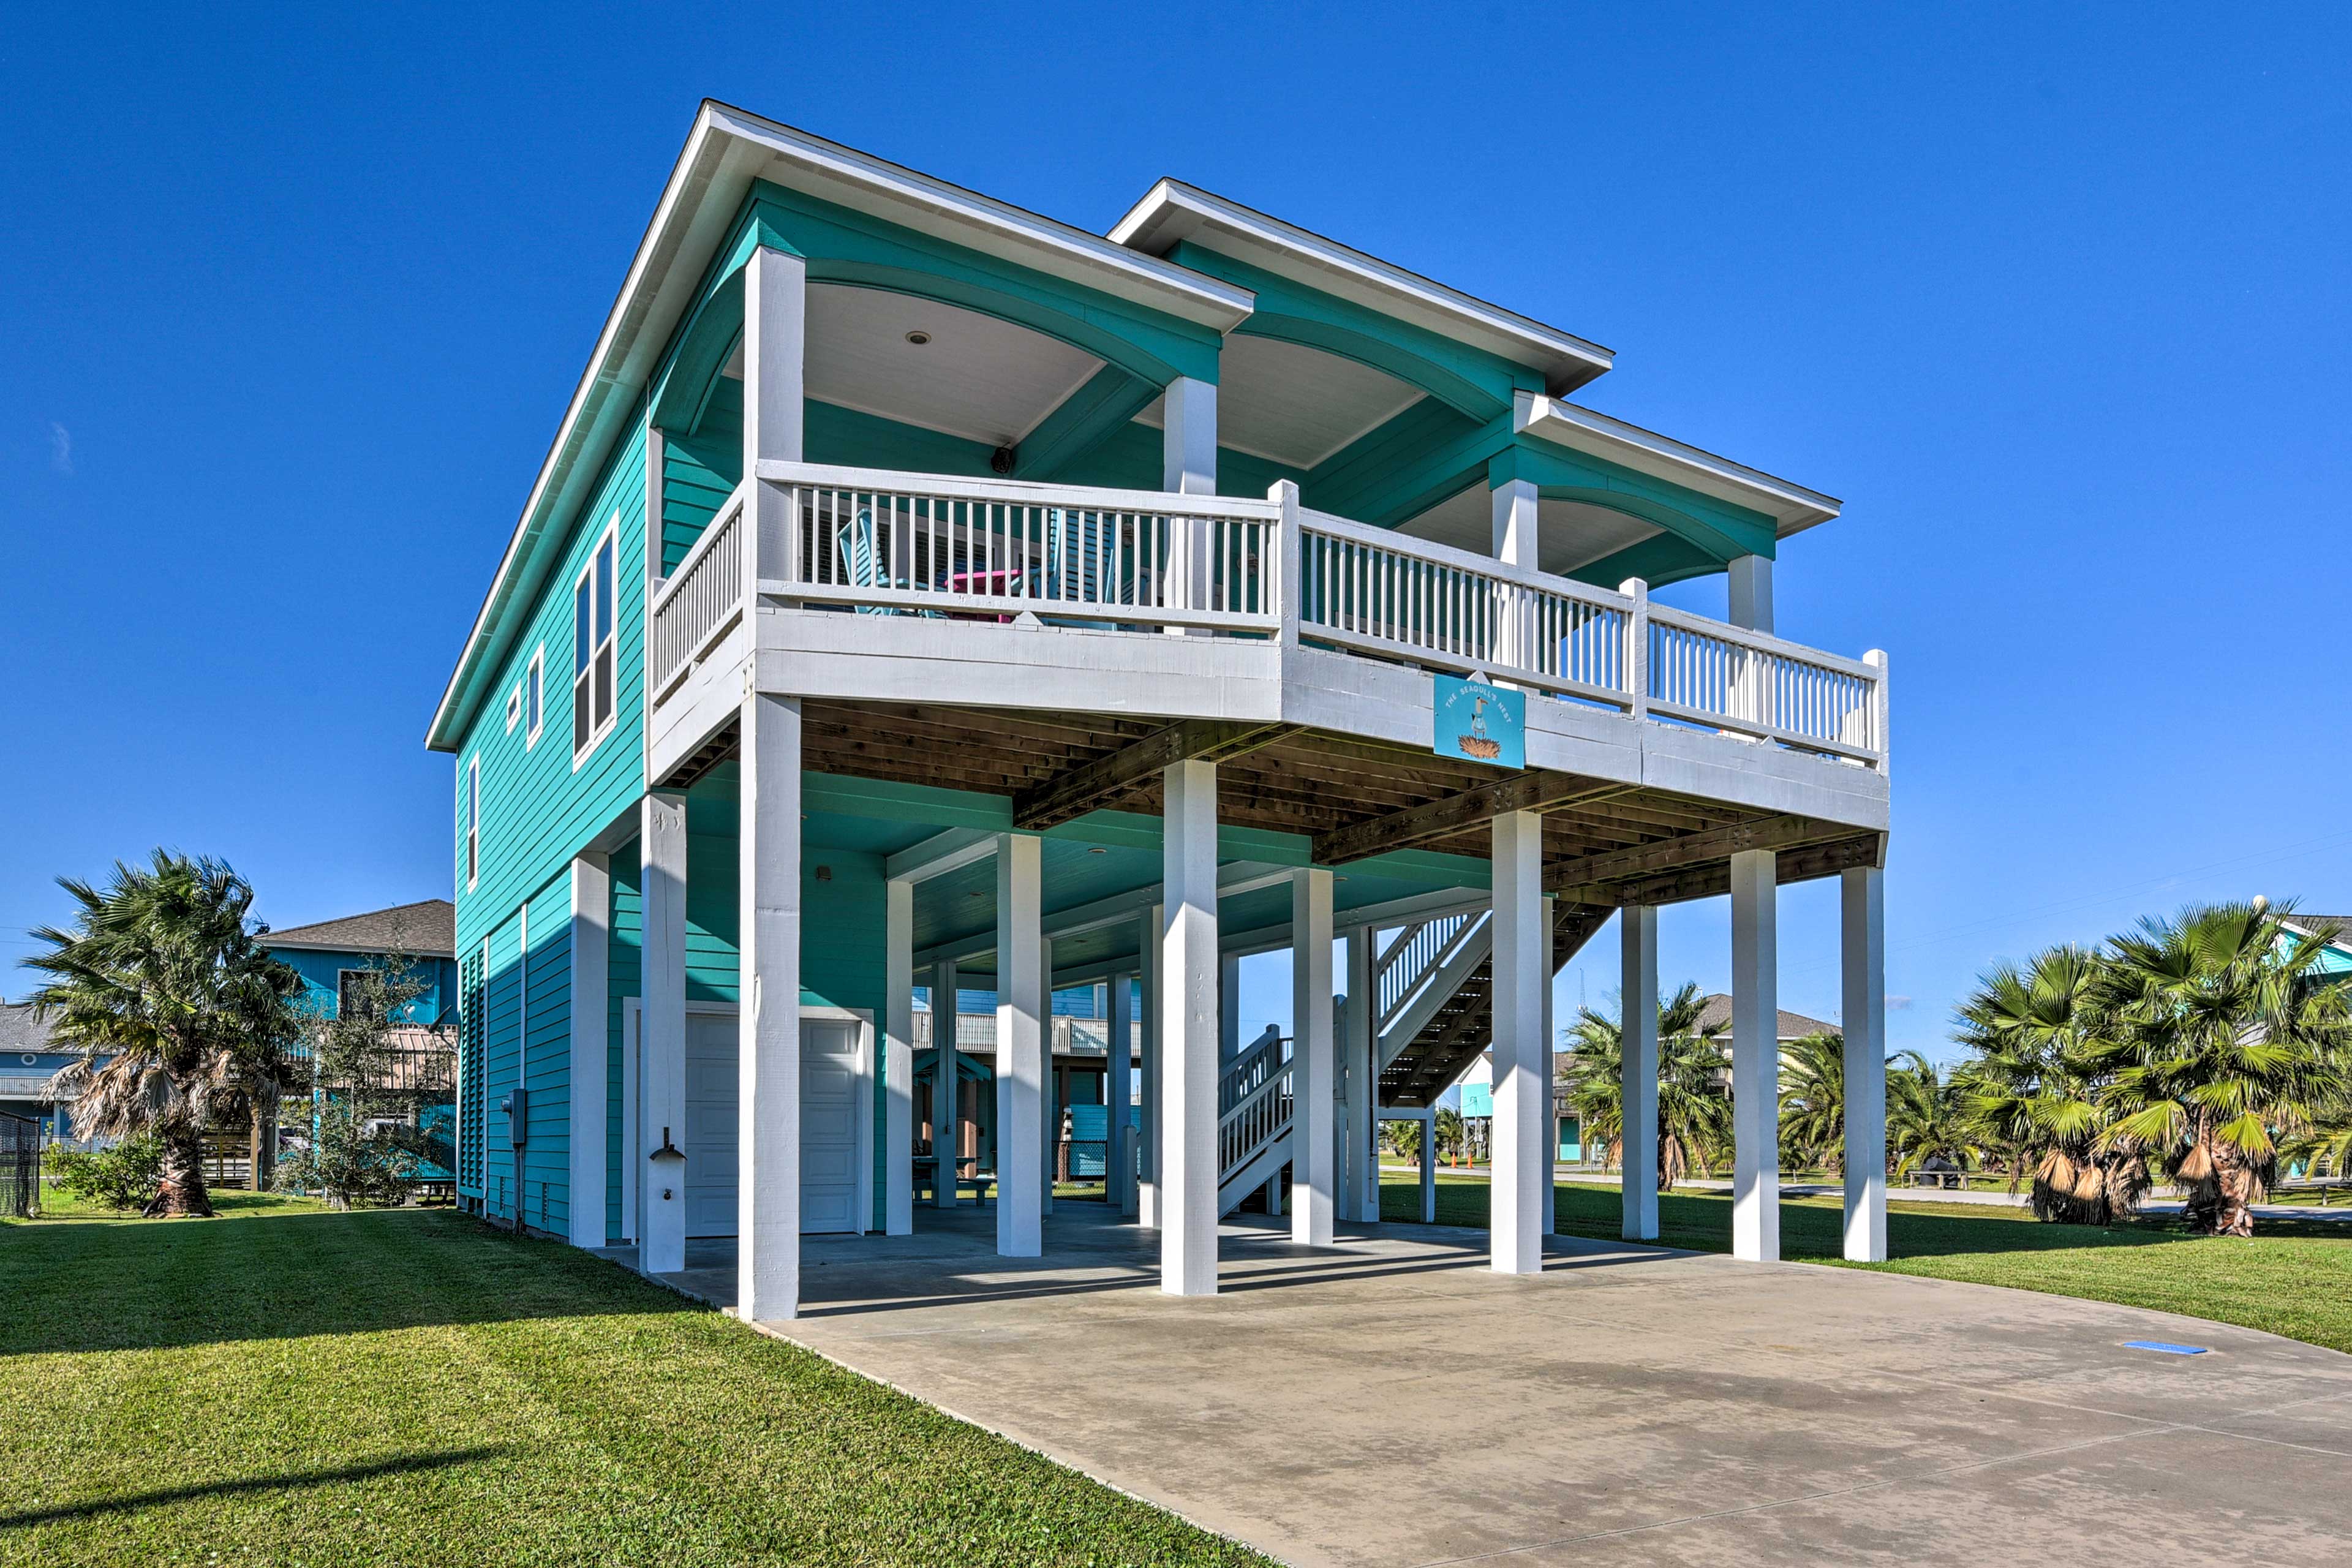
47, 1134, 166, 1212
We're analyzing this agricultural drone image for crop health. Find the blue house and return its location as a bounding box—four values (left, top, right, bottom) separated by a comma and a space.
427, 102, 1894, 1321
0, 1002, 77, 1147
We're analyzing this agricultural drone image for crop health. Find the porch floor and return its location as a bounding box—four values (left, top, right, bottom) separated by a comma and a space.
597, 1204, 2352, 1567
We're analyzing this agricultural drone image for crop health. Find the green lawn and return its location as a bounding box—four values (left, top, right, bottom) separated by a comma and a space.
1383, 1173, 2352, 1355
0, 1189, 1272, 1567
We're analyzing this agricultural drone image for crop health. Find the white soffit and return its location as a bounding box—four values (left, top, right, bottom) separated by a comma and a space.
1515, 391, 1842, 536
1131, 333, 1426, 469
1109, 179, 1614, 396
725, 285, 1104, 449
1397, 486, 1664, 576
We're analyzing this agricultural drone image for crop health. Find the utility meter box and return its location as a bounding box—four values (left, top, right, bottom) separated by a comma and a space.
500, 1088, 529, 1149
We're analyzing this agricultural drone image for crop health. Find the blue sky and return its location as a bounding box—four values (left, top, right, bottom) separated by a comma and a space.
3, 6, 2346, 1061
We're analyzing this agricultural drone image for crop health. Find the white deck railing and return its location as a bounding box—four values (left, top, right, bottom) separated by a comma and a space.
650, 467, 1888, 769
649, 483, 747, 699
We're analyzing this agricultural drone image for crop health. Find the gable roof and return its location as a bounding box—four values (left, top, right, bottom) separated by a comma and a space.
0, 1001, 56, 1055
1694, 993, 1838, 1041
1109, 178, 1614, 397
266, 899, 456, 959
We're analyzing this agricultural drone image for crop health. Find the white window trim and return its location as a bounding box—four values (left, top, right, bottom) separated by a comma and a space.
572, 519, 621, 771
525, 646, 545, 750
465, 755, 480, 892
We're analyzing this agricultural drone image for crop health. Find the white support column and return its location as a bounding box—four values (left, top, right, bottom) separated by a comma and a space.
742, 244, 807, 581
996, 835, 1044, 1257
566, 851, 611, 1249
1160, 759, 1219, 1295
1491, 812, 1547, 1275
738, 693, 802, 1322
1619, 904, 1660, 1241
638, 793, 688, 1275
1730, 848, 1781, 1264
1137, 907, 1163, 1228
1163, 375, 1216, 631
930, 957, 959, 1208
1727, 554, 1774, 633
1040, 935, 1056, 1216
1418, 1112, 1436, 1223
1842, 866, 1889, 1262
1219, 951, 1242, 1063
1341, 929, 1373, 1223
1542, 924, 1557, 1237
1109, 968, 1135, 1217
1291, 868, 1335, 1248
883, 876, 914, 1237
1491, 477, 1539, 566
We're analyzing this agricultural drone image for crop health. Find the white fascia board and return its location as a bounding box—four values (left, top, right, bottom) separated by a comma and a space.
1109, 179, 1615, 396
1514, 391, 1844, 536
428, 105, 1255, 753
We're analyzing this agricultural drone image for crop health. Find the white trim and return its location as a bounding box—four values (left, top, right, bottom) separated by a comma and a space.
1513, 391, 1841, 535
464, 756, 480, 893
571, 519, 622, 769
524, 647, 545, 750
505, 686, 521, 734
1109, 178, 1613, 394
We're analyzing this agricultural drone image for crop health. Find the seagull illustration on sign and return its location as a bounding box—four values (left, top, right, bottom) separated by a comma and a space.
1457, 690, 1502, 761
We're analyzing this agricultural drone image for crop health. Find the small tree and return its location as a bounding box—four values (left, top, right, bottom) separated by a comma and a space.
277, 957, 443, 1208
1558, 982, 1732, 1191
27, 853, 301, 1216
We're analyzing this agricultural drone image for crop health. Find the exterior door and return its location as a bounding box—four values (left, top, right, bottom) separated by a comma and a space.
678, 1011, 866, 1238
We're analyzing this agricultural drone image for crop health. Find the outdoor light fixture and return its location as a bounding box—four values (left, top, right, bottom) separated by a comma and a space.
905, 330, 930, 345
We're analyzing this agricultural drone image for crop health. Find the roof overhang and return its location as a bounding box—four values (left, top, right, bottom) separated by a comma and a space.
1109, 179, 1615, 397
264, 937, 458, 959
1513, 391, 1842, 537
426, 104, 1256, 752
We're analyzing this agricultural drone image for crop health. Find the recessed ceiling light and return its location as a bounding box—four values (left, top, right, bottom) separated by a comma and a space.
905, 330, 931, 346
1086, 846, 1107, 854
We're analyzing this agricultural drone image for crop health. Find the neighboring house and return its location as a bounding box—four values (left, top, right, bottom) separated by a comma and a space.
1692, 993, 1838, 1043
265, 899, 461, 1184
0, 1001, 79, 1147
2277, 914, 2352, 980
426, 102, 1891, 1320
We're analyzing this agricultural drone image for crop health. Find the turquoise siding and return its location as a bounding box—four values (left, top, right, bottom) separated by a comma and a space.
519, 875, 574, 1234
606, 839, 641, 1243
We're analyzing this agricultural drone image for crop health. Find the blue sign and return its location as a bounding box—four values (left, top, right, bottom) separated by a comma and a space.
1433, 674, 1525, 769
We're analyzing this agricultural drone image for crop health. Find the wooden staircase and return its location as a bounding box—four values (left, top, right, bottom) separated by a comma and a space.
1378, 902, 1612, 1109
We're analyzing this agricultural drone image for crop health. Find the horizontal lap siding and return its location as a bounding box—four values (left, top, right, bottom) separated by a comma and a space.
663, 380, 740, 576
454, 416, 649, 1235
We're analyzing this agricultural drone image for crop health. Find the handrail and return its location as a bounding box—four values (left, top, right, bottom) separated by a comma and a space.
644, 468, 1888, 772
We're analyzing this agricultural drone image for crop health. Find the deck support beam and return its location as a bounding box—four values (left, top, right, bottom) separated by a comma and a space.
1109, 965, 1136, 1216
1342, 927, 1374, 1223
1842, 866, 1889, 1262
1730, 847, 1780, 1264
995, 835, 1044, 1257
1490, 810, 1547, 1275
1291, 867, 1335, 1247
1619, 904, 1660, 1241
638, 791, 689, 1276
738, 693, 803, 1322
1139, 907, 1162, 1228
1160, 759, 1220, 1294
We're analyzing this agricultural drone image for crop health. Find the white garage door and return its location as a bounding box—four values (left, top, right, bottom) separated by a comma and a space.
681, 1012, 865, 1237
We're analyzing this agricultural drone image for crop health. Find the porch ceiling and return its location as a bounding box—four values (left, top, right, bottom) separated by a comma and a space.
1397, 484, 1666, 578
724, 285, 1104, 451
1133, 333, 1425, 470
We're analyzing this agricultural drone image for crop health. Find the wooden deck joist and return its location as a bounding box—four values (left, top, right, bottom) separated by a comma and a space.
1014, 720, 1298, 831
1313, 771, 1632, 865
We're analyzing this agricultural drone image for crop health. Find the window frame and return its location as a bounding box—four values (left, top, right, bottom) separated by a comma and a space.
505, 687, 521, 734
524, 647, 545, 749
571, 521, 620, 766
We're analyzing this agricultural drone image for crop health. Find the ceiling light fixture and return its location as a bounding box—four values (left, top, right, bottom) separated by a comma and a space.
905, 330, 931, 345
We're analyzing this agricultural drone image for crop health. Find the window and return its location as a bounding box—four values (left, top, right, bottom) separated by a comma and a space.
464, 756, 480, 890
525, 648, 544, 748
573, 525, 617, 757
336, 968, 370, 1019
505, 687, 521, 733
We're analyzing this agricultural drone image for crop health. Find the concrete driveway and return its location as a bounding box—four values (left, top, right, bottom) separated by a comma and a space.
651, 1206, 2352, 1566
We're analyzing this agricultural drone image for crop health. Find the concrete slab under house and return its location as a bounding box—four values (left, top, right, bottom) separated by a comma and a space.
426, 99, 1891, 1328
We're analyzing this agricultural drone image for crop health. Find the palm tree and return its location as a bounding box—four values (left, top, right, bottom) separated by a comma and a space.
1953, 944, 2142, 1224
1777, 1031, 1847, 1173
26, 853, 300, 1216
1884, 1051, 1978, 1177
2095, 902, 2346, 1237
1558, 981, 1731, 1191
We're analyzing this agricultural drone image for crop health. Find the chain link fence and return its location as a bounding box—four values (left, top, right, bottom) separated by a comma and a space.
0, 1110, 40, 1218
